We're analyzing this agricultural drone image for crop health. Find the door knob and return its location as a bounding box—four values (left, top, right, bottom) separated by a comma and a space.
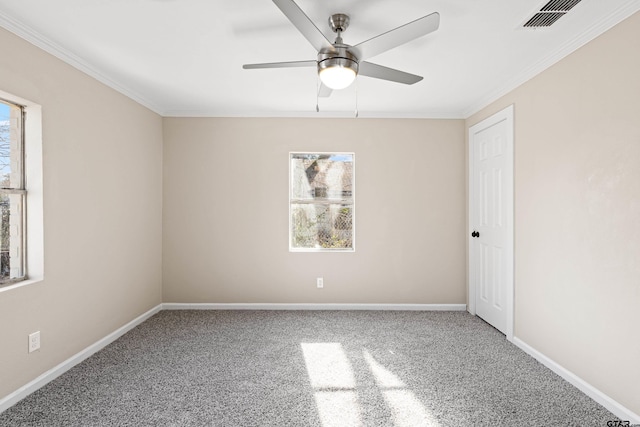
471, 231, 480, 238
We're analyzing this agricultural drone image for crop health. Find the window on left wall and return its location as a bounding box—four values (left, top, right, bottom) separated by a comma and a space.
0, 99, 26, 284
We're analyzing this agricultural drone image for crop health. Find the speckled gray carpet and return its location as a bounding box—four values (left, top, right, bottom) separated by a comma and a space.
0, 310, 618, 426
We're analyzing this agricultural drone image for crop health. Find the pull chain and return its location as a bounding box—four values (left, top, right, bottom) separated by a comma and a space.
355, 75, 359, 118
316, 75, 320, 113
315, 72, 359, 116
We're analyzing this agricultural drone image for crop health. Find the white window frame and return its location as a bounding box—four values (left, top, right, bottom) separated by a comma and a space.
0, 90, 44, 292
289, 152, 355, 252
0, 98, 26, 284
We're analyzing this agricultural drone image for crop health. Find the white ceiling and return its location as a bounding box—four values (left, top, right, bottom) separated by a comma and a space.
0, 0, 638, 118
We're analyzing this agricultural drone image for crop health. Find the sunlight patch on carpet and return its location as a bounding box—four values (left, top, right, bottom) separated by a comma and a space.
301, 343, 362, 426
301, 343, 440, 427
363, 350, 440, 427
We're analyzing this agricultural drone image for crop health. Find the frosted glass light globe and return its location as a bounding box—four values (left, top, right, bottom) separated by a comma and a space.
319, 62, 357, 90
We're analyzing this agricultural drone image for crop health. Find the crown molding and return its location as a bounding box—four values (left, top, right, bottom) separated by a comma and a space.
161, 109, 466, 119
2, 3, 638, 120
0, 9, 461, 120
0, 11, 164, 115
463, 1, 640, 118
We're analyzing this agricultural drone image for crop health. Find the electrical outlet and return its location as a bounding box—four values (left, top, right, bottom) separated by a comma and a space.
28, 331, 40, 353
317, 277, 324, 288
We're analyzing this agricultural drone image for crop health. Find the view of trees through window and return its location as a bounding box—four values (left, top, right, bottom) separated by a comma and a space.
290, 153, 354, 251
0, 99, 25, 282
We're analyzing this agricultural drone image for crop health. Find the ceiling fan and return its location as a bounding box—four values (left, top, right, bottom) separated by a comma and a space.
243, 0, 440, 97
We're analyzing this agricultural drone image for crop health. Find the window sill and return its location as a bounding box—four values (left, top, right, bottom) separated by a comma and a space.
0, 277, 43, 293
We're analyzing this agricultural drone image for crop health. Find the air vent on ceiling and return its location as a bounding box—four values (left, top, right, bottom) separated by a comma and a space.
523, 0, 582, 28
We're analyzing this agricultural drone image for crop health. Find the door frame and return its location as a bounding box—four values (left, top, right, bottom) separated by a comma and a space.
467, 104, 515, 341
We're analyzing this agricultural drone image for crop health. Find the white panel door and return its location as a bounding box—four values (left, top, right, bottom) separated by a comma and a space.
469, 106, 514, 337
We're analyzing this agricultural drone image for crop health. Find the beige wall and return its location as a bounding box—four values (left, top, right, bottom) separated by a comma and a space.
162, 118, 466, 304
467, 12, 640, 415
0, 28, 163, 399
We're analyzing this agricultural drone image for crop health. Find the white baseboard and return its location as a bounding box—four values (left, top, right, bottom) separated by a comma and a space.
513, 337, 640, 423
13, 303, 637, 424
0, 302, 464, 413
0, 304, 162, 414
162, 302, 467, 311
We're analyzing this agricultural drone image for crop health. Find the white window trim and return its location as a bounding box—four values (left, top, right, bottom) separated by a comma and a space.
0, 90, 44, 293
289, 151, 355, 253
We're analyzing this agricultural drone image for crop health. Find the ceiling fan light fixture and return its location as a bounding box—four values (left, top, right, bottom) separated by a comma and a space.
243, 2, 440, 98
318, 57, 358, 90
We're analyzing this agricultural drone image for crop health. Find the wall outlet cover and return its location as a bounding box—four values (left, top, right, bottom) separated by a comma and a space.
28, 331, 40, 353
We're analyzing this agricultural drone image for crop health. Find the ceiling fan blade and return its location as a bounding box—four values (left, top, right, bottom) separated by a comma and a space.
272, 0, 332, 52
243, 60, 316, 69
352, 12, 440, 61
318, 83, 333, 98
358, 61, 423, 85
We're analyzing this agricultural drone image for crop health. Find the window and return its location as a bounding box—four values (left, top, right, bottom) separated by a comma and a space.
0, 99, 25, 284
0, 90, 43, 292
290, 152, 354, 251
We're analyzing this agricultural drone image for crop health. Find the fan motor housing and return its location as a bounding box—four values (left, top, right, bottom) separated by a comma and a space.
317, 46, 359, 75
